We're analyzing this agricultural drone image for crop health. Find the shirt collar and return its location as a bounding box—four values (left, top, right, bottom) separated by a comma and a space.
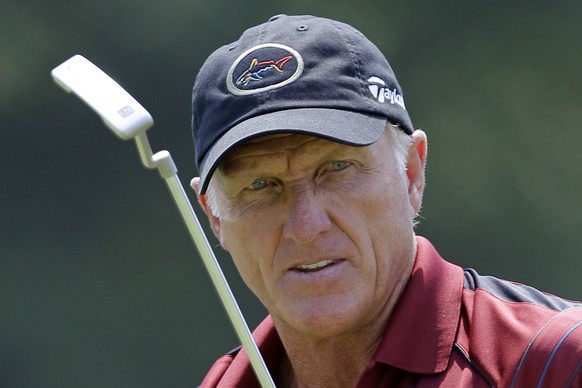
373, 236, 464, 374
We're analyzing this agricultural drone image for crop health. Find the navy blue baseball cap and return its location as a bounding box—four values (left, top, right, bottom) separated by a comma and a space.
192, 14, 414, 194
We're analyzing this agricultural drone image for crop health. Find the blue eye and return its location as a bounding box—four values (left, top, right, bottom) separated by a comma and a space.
329, 161, 350, 171
248, 178, 268, 190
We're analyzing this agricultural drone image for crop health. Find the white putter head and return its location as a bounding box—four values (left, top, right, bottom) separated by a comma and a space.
51, 54, 153, 140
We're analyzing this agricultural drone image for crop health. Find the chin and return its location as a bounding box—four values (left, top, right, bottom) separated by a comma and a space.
274, 296, 372, 340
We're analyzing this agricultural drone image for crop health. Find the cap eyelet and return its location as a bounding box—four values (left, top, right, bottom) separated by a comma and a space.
268, 14, 287, 22
296, 25, 309, 32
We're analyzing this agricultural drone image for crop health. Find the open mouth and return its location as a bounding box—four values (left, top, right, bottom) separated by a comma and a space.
295, 259, 337, 273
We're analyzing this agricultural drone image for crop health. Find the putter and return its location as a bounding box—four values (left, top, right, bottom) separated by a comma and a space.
51, 54, 276, 388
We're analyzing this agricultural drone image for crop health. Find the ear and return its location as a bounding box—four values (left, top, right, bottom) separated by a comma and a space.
405, 130, 428, 214
190, 177, 227, 249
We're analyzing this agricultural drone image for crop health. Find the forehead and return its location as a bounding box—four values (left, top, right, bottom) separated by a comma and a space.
219, 133, 356, 174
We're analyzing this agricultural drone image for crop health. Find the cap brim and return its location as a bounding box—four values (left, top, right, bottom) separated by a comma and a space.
198, 107, 386, 194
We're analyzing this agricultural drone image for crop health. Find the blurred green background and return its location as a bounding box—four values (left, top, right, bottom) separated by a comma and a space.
1, 0, 581, 386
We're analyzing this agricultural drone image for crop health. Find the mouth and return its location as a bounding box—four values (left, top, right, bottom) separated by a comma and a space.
294, 259, 338, 273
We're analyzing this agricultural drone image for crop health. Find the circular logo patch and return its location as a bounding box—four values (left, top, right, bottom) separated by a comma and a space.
226, 43, 304, 96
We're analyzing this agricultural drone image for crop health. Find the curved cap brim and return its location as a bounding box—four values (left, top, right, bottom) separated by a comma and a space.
198, 107, 387, 194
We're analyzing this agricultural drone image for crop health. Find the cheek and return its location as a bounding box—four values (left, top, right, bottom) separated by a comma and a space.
341, 173, 413, 263
220, 220, 278, 300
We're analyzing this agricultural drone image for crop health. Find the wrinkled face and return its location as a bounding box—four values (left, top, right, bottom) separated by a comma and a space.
198, 129, 426, 339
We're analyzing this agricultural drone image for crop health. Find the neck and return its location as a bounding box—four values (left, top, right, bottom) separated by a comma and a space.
274, 269, 411, 388
277, 329, 380, 388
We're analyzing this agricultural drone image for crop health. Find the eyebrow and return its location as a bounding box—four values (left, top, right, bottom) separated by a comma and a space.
220, 154, 271, 177
220, 140, 367, 181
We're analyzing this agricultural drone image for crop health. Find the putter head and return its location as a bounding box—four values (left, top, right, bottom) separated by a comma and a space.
51, 54, 153, 140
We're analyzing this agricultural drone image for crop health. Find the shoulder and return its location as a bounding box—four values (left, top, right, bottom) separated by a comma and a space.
460, 268, 582, 386
198, 347, 241, 388
510, 305, 582, 386
198, 315, 282, 387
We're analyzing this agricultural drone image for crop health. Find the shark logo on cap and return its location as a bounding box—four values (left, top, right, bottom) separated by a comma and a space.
236, 56, 293, 87
227, 43, 304, 96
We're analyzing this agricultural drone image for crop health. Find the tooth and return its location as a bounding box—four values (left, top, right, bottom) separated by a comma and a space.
297, 259, 335, 270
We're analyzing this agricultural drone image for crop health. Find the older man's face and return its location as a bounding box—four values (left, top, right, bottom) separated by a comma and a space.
198, 130, 426, 339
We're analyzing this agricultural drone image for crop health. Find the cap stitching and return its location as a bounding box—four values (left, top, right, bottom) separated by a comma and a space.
330, 22, 373, 116
256, 22, 270, 107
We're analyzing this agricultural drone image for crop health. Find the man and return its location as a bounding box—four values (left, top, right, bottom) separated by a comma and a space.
190, 14, 582, 387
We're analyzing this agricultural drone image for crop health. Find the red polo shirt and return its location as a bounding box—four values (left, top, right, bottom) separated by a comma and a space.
200, 236, 582, 387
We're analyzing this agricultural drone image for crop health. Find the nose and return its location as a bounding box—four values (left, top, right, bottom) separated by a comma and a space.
282, 186, 332, 245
